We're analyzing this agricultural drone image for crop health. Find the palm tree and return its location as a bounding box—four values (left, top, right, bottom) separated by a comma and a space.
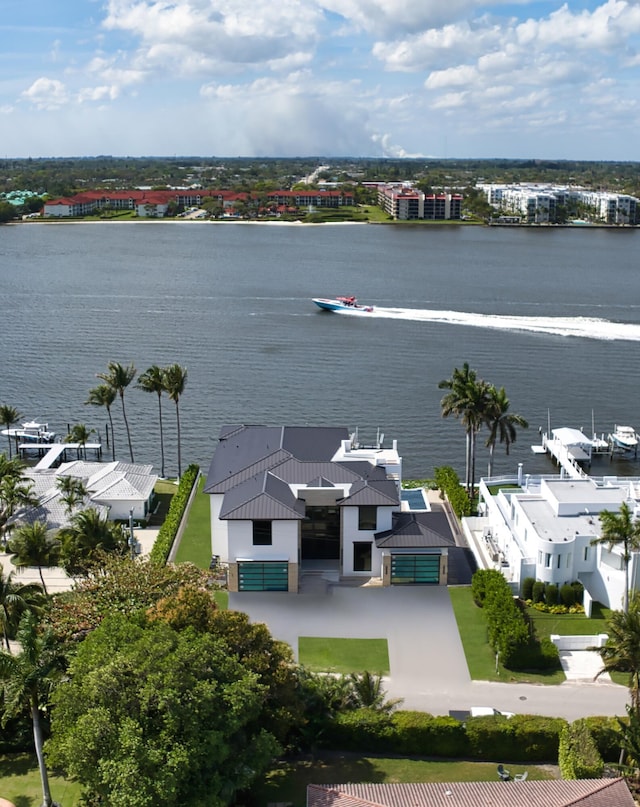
0, 404, 21, 459
0, 611, 64, 807
484, 385, 529, 476
97, 361, 137, 462
57, 508, 127, 576
347, 671, 403, 713
86, 384, 117, 461
592, 502, 640, 613
0, 456, 39, 543
56, 475, 88, 516
0, 563, 45, 651
138, 365, 167, 478
8, 521, 59, 595
163, 363, 187, 478
438, 364, 490, 498
64, 423, 96, 460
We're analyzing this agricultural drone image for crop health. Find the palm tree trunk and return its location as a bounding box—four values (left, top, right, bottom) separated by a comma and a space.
38, 566, 48, 596
107, 409, 116, 461
488, 443, 495, 477
465, 431, 471, 494
157, 392, 165, 479
175, 401, 182, 479
120, 393, 134, 462
31, 696, 54, 807
470, 427, 477, 501
624, 553, 630, 614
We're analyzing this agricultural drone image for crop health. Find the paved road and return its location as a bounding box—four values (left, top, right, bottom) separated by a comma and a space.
230, 583, 629, 722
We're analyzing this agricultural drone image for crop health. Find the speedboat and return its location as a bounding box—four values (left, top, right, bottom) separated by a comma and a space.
611, 425, 638, 451
312, 296, 374, 313
1, 420, 56, 443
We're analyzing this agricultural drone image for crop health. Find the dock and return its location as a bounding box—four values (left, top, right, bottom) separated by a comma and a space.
19, 441, 103, 468
532, 428, 599, 479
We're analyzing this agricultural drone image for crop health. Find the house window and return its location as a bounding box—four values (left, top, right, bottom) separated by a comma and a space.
353, 542, 372, 572
567, 553, 572, 568
584, 546, 590, 562
557, 554, 562, 569
253, 521, 272, 546
545, 553, 551, 568
358, 506, 377, 531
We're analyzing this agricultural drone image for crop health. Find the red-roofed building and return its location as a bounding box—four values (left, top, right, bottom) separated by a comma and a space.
307, 778, 635, 807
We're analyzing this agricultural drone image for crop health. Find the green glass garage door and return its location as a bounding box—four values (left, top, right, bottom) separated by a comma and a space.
238, 561, 289, 591
391, 554, 440, 584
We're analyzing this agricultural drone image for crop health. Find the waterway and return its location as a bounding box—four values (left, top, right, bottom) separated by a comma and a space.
2, 221, 640, 480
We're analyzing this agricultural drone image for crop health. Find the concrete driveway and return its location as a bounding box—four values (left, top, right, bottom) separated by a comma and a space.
229, 583, 630, 721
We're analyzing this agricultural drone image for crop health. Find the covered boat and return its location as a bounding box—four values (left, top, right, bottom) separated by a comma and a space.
610, 425, 638, 451
312, 296, 374, 313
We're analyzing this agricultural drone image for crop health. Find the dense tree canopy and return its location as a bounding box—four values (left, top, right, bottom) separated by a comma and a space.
47, 613, 281, 807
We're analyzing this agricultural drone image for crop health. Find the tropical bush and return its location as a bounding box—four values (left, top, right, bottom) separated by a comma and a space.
583, 716, 625, 762
150, 464, 199, 564
521, 576, 535, 600
559, 719, 604, 779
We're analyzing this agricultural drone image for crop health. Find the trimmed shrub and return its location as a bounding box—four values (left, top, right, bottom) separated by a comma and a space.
466, 714, 565, 762
433, 466, 471, 517
559, 719, 604, 779
545, 583, 558, 605
521, 577, 535, 600
560, 584, 576, 607
572, 580, 585, 603
532, 580, 545, 603
322, 708, 393, 752
509, 636, 561, 672
390, 712, 468, 758
149, 464, 199, 565
583, 716, 625, 762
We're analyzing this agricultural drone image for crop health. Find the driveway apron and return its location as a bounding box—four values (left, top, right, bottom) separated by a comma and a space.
229, 585, 471, 695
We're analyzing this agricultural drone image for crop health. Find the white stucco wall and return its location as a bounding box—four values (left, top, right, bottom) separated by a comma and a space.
229, 519, 299, 561
341, 505, 395, 576
210, 493, 229, 561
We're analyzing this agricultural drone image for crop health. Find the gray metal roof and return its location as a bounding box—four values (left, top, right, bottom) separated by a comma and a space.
341, 480, 399, 506
204, 425, 350, 492
375, 512, 456, 548
220, 471, 306, 520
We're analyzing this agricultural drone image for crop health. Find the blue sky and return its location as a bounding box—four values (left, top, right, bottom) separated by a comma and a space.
2, 0, 639, 160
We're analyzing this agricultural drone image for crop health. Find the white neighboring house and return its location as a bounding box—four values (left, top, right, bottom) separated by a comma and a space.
205, 425, 456, 592
474, 474, 640, 611
15, 460, 158, 529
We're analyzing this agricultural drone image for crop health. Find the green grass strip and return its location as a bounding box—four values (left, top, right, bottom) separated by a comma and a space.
299, 637, 389, 674
174, 475, 212, 568
449, 587, 565, 684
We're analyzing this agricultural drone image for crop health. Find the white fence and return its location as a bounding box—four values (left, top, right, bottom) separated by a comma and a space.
550, 634, 608, 651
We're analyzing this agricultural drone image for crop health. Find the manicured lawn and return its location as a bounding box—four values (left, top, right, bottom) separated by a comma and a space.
299, 637, 390, 674
525, 601, 613, 637
214, 590, 228, 609
449, 588, 565, 684
252, 753, 554, 807
174, 475, 211, 568
0, 753, 82, 806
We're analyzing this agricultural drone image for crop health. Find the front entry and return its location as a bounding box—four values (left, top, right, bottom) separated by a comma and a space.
301, 505, 340, 560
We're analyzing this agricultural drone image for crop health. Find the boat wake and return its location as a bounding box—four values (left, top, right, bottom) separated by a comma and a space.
367, 307, 640, 342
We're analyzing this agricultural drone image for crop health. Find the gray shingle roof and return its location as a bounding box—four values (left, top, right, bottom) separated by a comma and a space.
341, 480, 399, 506
375, 511, 456, 548
306, 779, 635, 807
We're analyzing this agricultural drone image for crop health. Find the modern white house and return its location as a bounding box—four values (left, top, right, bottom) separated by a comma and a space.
205, 425, 457, 592
473, 473, 640, 611
17, 460, 158, 528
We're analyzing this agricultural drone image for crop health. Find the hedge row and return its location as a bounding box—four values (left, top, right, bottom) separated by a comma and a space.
433, 466, 471, 518
522, 577, 584, 608
471, 570, 560, 671
584, 715, 626, 762
320, 709, 565, 762
149, 464, 200, 564
559, 719, 604, 779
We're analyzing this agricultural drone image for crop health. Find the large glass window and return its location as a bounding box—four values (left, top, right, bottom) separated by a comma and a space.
353, 542, 372, 572
358, 505, 377, 531
253, 520, 272, 546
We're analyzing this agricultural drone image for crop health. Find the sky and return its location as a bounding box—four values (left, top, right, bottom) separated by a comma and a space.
2, 0, 640, 161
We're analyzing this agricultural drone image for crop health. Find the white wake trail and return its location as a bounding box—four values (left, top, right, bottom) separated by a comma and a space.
357, 307, 640, 342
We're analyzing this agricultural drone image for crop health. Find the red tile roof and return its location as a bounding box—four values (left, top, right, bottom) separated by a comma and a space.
306, 779, 635, 807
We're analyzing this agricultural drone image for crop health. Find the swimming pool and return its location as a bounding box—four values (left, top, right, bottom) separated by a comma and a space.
401, 488, 428, 511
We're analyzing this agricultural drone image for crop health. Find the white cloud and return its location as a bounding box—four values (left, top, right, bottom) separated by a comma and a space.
21, 77, 69, 110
